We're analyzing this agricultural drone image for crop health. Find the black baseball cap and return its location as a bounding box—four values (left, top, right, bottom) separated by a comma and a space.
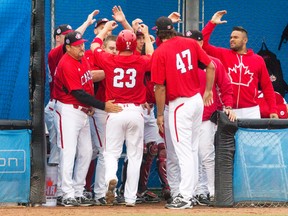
185, 30, 203, 41
153, 16, 174, 31
94, 18, 109, 29
64, 31, 87, 46
54, 24, 73, 39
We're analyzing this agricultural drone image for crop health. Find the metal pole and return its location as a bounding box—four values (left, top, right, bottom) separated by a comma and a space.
185, 0, 200, 31
50, 0, 55, 48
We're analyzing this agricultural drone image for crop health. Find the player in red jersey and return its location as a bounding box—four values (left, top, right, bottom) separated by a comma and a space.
84, 5, 133, 205
151, 16, 215, 209
202, 10, 278, 119
53, 31, 122, 207
45, 10, 100, 205
116, 19, 170, 203
185, 29, 236, 205
90, 20, 153, 206
257, 90, 288, 119
46, 10, 100, 165
88, 35, 118, 206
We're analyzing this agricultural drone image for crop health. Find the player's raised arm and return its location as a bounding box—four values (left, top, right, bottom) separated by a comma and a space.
76, 10, 99, 35
91, 21, 118, 53
112, 5, 133, 30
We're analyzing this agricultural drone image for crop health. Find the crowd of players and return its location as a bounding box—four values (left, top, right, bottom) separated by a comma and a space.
45, 6, 287, 210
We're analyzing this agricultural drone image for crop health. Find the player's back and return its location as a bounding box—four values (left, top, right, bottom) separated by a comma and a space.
94, 51, 151, 104
152, 36, 206, 101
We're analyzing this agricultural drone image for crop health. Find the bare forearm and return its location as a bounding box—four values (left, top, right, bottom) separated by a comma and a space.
91, 70, 105, 82
205, 62, 215, 91
120, 19, 133, 31
155, 84, 166, 116
144, 33, 154, 55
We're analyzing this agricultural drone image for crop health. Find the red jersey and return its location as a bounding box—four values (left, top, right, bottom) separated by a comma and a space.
257, 91, 287, 119
144, 73, 156, 104
202, 21, 277, 114
85, 50, 106, 102
198, 56, 233, 121
151, 36, 212, 101
47, 44, 65, 99
84, 49, 95, 69
54, 53, 94, 107
93, 48, 151, 104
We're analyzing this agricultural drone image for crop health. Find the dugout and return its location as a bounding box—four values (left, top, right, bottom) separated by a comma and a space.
0, 0, 288, 206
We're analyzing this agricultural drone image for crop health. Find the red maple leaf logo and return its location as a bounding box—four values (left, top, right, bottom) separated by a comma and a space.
228, 62, 253, 86
46, 178, 53, 187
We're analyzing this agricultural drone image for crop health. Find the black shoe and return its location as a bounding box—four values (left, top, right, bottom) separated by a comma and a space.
95, 197, 110, 206
115, 195, 126, 205
57, 196, 63, 206
208, 195, 215, 206
62, 197, 80, 207
83, 190, 93, 200
138, 190, 161, 203
161, 188, 171, 201
165, 194, 193, 209
166, 196, 173, 204
75, 196, 94, 206
195, 194, 210, 206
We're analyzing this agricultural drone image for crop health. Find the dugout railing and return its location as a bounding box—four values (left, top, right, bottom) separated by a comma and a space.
213, 111, 288, 207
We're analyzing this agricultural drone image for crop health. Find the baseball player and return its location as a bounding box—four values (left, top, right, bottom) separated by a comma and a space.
202, 10, 278, 119
53, 31, 122, 207
46, 24, 73, 166
45, 10, 100, 205
86, 35, 118, 205
138, 72, 171, 202
90, 20, 153, 206
186, 30, 236, 205
257, 90, 288, 119
151, 16, 215, 209
118, 73, 171, 204
116, 23, 170, 203
83, 6, 133, 204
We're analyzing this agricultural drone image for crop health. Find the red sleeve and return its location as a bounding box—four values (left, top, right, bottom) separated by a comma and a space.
277, 104, 288, 119
195, 41, 212, 67
202, 21, 230, 62
258, 57, 278, 114
151, 49, 166, 85
93, 48, 110, 69
61, 61, 83, 92
48, 45, 64, 76
141, 55, 152, 72
275, 92, 287, 119
258, 91, 287, 119
213, 57, 233, 107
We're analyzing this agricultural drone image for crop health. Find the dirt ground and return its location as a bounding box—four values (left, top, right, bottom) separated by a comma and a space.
0, 201, 287, 216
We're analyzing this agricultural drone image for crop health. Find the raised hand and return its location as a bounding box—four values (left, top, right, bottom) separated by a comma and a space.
103, 20, 118, 32
138, 23, 149, 35
211, 10, 227, 25
112, 5, 125, 23
132, 18, 143, 32
86, 10, 100, 26
168, 12, 181, 23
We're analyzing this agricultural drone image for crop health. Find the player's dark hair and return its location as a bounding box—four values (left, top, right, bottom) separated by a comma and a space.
232, 26, 248, 36
156, 29, 177, 40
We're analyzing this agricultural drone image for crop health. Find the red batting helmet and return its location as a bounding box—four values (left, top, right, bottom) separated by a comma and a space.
116, 30, 137, 52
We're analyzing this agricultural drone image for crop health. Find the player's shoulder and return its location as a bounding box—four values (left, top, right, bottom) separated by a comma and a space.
58, 53, 73, 67
48, 44, 64, 56
210, 55, 223, 65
